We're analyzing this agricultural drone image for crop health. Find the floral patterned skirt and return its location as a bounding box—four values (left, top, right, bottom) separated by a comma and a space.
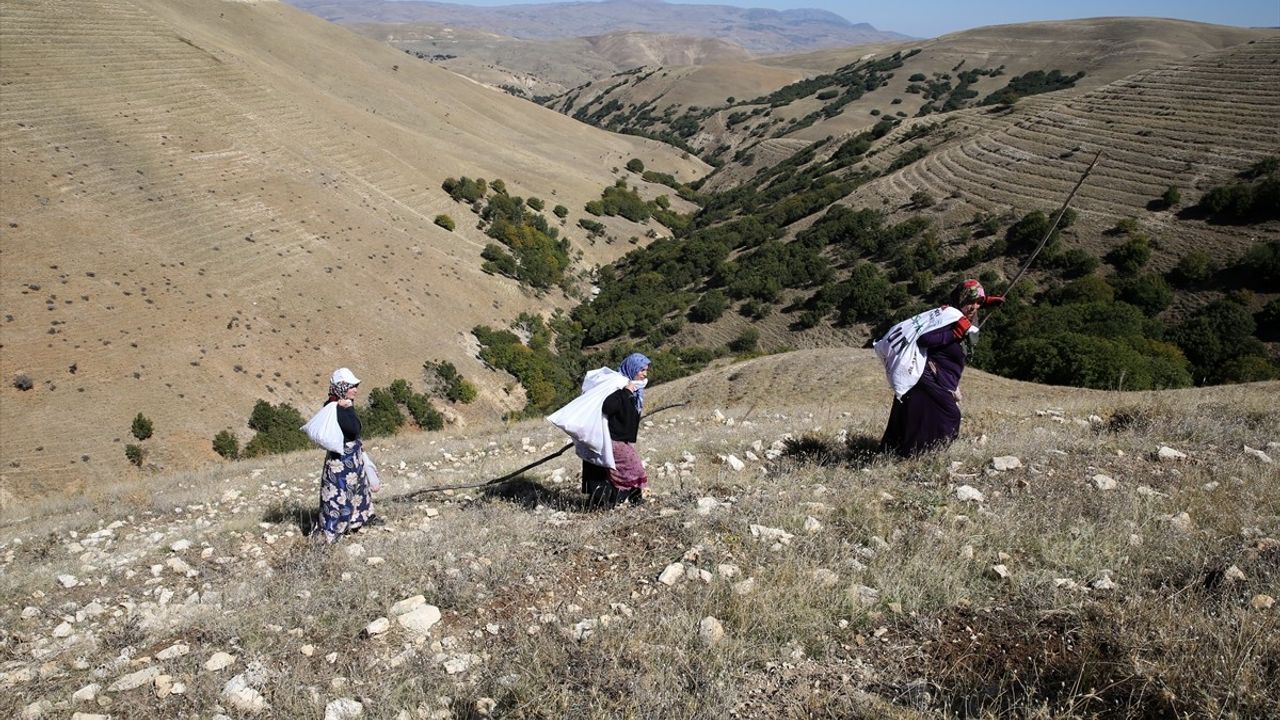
318, 439, 372, 542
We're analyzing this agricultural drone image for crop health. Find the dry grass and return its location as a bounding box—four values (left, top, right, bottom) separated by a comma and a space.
2, 351, 1276, 718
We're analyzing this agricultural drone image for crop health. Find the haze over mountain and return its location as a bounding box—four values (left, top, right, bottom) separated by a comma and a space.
287, 0, 912, 54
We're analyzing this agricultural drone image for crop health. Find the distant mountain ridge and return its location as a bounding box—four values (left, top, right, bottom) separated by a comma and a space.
286, 0, 912, 53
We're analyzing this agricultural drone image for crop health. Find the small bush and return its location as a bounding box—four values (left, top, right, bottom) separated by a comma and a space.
212, 430, 239, 460
910, 190, 935, 208
625, 158, 645, 173
728, 327, 760, 353
362, 387, 406, 438
1106, 235, 1151, 275
1168, 250, 1216, 287
243, 401, 310, 457
527, 197, 545, 211
689, 290, 729, 323
124, 444, 145, 467
131, 413, 153, 441
434, 214, 456, 231
553, 204, 569, 219
13, 374, 32, 391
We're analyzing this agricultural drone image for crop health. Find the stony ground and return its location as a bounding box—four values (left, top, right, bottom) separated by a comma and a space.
2, 355, 1278, 719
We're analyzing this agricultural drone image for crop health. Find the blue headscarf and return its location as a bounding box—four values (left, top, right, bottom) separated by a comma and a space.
618, 352, 651, 413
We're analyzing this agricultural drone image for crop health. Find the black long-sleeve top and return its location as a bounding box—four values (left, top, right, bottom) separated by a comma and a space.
602, 388, 641, 443
337, 404, 362, 442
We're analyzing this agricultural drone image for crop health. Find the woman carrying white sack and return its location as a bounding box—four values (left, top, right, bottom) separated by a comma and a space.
307, 368, 380, 542
547, 352, 651, 508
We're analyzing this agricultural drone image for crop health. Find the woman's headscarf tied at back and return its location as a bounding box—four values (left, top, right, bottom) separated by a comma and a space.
618, 352, 651, 413
951, 279, 985, 308
328, 367, 361, 403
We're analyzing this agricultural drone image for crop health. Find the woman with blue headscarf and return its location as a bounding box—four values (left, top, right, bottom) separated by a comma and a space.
582, 352, 651, 507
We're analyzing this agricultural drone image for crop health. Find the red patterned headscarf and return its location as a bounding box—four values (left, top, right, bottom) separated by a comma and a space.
950, 279, 985, 308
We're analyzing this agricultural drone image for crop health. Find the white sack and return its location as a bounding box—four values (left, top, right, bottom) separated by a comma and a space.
546, 367, 630, 469
873, 306, 964, 400
301, 401, 345, 454
362, 451, 381, 492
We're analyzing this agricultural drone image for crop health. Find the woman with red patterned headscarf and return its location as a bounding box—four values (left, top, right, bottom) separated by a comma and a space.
879, 280, 1003, 457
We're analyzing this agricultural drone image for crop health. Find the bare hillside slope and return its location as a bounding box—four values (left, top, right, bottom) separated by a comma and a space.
0, 0, 706, 495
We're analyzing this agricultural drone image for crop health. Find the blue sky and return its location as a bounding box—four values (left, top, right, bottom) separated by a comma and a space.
428, 0, 1280, 38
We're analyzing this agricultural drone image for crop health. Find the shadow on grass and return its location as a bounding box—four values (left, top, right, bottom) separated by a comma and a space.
781, 432, 885, 468
262, 500, 320, 537
482, 475, 616, 514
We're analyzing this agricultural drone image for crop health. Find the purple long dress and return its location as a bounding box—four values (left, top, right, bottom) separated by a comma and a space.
880, 322, 968, 457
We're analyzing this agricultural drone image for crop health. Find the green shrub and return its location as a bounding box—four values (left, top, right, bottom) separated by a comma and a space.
212, 430, 239, 460
1116, 273, 1172, 314
1106, 234, 1151, 275
434, 214, 456, 231
1232, 240, 1280, 289
1046, 276, 1114, 305
243, 401, 310, 457
689, 289, 729, 323
1257, 299, 1280, 341
1172, 298, 1268, 384
910, 190, 935, 208
835, 262, 891, 324
131, 413, 153, 441
728, 327, 760, 353
1051, 248, 1099, 278
405, 393, 444, 431
481, 244, 518, 277
527, 197, 545, 211
442, 176, 487, 203
424, 360, 477, 403
124, 444, 145, 467
362, 387, 405, 438
553, 204, 569, 219
1168, 250, 1216, 287
578, 218, 606, 237
625, 158, 645, 173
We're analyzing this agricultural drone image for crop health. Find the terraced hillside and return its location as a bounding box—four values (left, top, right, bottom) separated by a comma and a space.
548, 19, 1274, 173
0, 0, 707, 497
851, 35, 1280, 267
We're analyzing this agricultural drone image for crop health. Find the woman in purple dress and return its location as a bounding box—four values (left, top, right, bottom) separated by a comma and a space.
880, 280, 1003, 457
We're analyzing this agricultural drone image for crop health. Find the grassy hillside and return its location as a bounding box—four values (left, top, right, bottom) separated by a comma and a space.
0, 0, 707, 495
547, 19, 1274, 173
2, 350, 1276, 717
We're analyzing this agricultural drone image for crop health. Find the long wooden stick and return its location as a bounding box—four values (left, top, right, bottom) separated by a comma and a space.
998, 150, 1103, 305
387, 401, 689, 503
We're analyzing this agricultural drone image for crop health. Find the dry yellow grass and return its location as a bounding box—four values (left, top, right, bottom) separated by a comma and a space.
1, 349, 1276, 717
0, 0, 707, 494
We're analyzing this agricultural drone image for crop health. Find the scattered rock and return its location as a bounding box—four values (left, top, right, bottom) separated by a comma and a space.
803, 516, 823, 533
990, 456, 1022, 471
1169, 512, 1194, 533
397, 604, 442, 637
53, 621, 74, 638
170, 539, 192, 552
222, 674, 268, 714
107, 665, 161, 692
725, 455, 746, 472
204, 651, 236, 672
1224, 565, 1247, 583
1091, 474, 1117, 491
695, 497, 720, 515
1243, 446, 1273, 464
716, 563, 740, 579
366, 617, 390, 636
301, 644, 316, 657
390, 594, 426, 617
56, 574, 77, 588
955, 485, 984, 503
990, 564, 1011, 580
749, 524, 793, 545
325, 698, 364, 720
20, 700, 51, 720
1157, 446, 1186, 462
658, 563, 685, 586
71, 714, 110, 720
1251, 594, 1274, 610
699, 616, 725, 646
71, 683, 100, 703
155, 643, 190, 660
475, 697, 497, 716
732, 578, 756, 595
811, 569, 839, 587
1090, 575, 1117, 591
848, 584, 880, 607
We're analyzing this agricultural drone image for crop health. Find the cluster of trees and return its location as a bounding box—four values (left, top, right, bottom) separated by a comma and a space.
1195, 157, 1279, 223
441, 176, 572, 289
980, 69, 1086, 106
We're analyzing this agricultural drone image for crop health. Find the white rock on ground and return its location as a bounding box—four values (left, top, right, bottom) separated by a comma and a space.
71, 714, 110, 720
848, 584, 880, 607
204, 651, 236, 672
397, 604, 442, 637
1157, 446, 1187, 462
725, 455, 746, 472
1170, 512, 1194, 533
390, 594, 426, 617
1224, 565, 1247, 583
155, 643, 190, 660
21, 700, 51, 719
53, 621, 74, 638
57, 574, 77, 588
222, 674, 268, 714
699, 616, 725, 646
1091, 575, 1117, 591
1243, 446, 1273, 464
325, 698, 364, 720
803, 516, 823, 533
170, 539, 192, 552
658, 562, 685, 586
812, 569, 840, 587
990, 564, 1011, 580
749, 524, 794, 545
107, 666, 161, 692
716, 563, 740, 578
71, 683, 100, 703
1092, 474, 1117, 491
695, 497, 720, 515
1252, 594, 1275, 610
991, 456, 1022, 471
366, 617, 390, 636
955, 485, 985, 503
732, 578, 756, 595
